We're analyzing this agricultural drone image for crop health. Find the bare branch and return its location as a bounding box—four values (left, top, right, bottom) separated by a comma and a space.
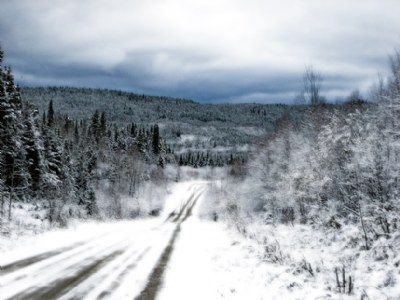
302, 64, 324, 105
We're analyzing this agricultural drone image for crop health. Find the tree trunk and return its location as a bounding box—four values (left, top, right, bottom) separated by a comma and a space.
0, 192, 4, 231
8, 189, 13, 221
8, 160, 16, 221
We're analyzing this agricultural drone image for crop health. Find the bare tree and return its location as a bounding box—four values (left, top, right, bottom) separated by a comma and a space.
388, 49, 400, 96
301, 65, 324, 105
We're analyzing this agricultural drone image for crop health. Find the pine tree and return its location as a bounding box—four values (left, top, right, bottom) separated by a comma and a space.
23, 104, 44, 194
47, 100, 54, 127
75, 154, 88, 206
90, 110, 100, 144
74, 121, 79, 144
41, 129, 64, 196
0, 60, 28, 218
100, 112, 107, 138
85, 187, 98, 216
152, 124, 161, 155
137, 128, 146, 154
130, 122, 137, 137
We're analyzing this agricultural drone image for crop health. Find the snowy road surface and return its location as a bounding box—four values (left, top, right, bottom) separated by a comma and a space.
0, 182, 210, 300
2, 181, 395, 300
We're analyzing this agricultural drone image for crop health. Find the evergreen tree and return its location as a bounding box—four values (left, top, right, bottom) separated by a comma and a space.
75, 154, 88, 206
137, 128, 146, 154
74, 121, 79, 144
0, 61, 28, 203
90, 110, 100, 142
23, 104, 44, 194
85, 187, 98, 216
130, 122, 137, 137
152, 124, 161, 155
47, 100, 54, 127
100, 112, 107, 138
41, 128, 64, 197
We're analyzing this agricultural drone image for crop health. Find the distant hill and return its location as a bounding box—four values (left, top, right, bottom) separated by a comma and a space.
21, 87, 307, 153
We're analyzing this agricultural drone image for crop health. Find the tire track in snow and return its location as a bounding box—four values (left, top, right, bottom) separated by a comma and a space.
0, 231, 116, 276
0, 231, 143, 300
135, 224, 182, 300
92, 247, 151, 300
0, 182, 208, 300
135, 188, 201, 300
0, 230, 129, 285
58, 245, 152, 300
11, 250, 123, 300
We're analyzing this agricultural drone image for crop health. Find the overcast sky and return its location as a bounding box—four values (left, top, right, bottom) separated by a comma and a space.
1, 0, 400, 103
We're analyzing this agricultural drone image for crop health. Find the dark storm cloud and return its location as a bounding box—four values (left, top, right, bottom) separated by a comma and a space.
1, 0, 400, 103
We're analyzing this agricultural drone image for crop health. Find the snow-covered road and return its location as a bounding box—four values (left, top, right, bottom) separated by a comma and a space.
0, 182, 208, 300
2, 180, 396, 300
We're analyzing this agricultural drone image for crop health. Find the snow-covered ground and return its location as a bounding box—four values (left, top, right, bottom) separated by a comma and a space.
0, 181, 208, 299
0, 201, 51, 252
159, 211, 334, 299
1, 181, 398, 299
243, 221, 400, 300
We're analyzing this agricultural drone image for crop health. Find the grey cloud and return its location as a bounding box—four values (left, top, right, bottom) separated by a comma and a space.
1, 0, 400, 103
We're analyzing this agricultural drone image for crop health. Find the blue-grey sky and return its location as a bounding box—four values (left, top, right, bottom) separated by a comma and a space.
1, 0, 400, 103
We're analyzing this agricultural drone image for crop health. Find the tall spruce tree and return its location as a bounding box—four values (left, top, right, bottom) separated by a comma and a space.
47, 100, 54, 127
152, 124, 161, 155
0, 56, 27, 219
23, 104, 44, 195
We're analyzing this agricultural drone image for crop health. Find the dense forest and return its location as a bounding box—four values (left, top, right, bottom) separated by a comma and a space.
21, 85, 364, 172
21, 86, 307, 162
0, 46, 179, 229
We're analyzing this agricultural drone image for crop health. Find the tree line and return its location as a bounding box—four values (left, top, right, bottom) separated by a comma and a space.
0, 46, 171, 226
